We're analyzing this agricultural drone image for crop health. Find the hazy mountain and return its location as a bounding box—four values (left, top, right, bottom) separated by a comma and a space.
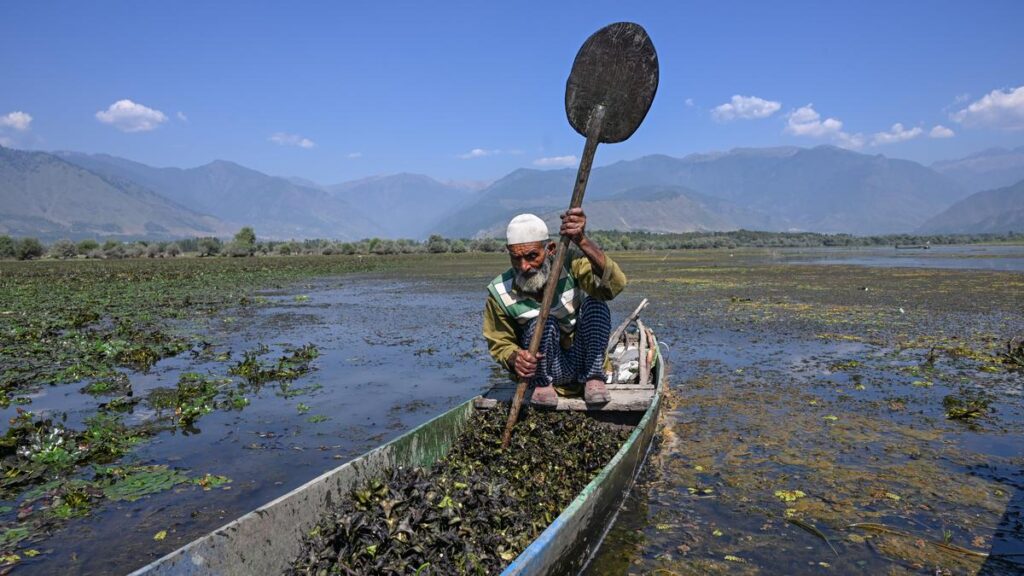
0, 146, 225, 240
327, 173, 479, 238
441, 179, 493, 192
917, 179, 1024, 234
57, 152, 384, 240
932, 146, 1024, 193
12, 144, 999, 241
476, 185, 772, 237
285, 176, 323, 189
435, 146, 968, 237
430, 168, 578, 239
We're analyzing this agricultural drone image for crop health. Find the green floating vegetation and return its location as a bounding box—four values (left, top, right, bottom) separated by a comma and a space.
147, 346, 319, 429
1, 341, 322, 559
100, 465, 190, 502
228, 344, 319, 386
193, 473, 232, 490
80, 372, 131, 396
80, 413, 147, 461
1, 461, 228, 560
774, 489, 807, 502
942, 390, 993, 420
0, 527, 30, 548
289, 408, 630, 575
1001, 338, 1024, 370
148, 372, 227, 428
0, 256, 377, 408
278, 382, 324, 399
0, 410, 145, 498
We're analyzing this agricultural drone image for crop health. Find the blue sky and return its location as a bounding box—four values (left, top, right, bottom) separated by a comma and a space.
2, 1, 1023, 184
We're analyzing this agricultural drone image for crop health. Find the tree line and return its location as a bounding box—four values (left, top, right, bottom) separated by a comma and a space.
1, 228, 1022, 261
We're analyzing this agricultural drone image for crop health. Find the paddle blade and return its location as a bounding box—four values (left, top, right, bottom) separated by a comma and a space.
565, 22, 659, 143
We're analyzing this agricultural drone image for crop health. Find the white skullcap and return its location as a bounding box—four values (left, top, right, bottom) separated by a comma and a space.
506, 213, 549, 245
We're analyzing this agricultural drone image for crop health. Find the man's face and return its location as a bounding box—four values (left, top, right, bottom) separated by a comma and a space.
508, 241, 553, 293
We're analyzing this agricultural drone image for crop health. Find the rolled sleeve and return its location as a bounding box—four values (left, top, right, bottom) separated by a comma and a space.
573, 255, 627, 301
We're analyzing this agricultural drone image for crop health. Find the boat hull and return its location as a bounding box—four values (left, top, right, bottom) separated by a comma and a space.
132, 343, 665, 576
129, 401, 475, 576
502, 354, 663, 575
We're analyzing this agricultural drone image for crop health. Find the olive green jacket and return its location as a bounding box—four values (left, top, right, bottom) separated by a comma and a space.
483, 255, 626, 374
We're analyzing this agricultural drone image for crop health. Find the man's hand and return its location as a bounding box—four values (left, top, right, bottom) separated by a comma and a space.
563, 206, 607, 276
512, 349, 543, 380
560, 207, 587, 245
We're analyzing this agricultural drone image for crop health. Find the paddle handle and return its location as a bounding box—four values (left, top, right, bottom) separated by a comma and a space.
501, 106, 606, 448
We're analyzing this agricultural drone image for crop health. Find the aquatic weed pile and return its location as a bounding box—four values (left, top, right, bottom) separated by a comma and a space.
289, 408, 632, 575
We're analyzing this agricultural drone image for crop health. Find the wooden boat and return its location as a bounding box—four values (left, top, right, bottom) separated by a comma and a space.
130, 302, 665, 576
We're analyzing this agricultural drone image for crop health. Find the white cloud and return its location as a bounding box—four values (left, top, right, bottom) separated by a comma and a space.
0, 136, 13, 147
785, 105, 842, 137
533, 155, 578, 167
456, 147, 523, 159
870, 123, 923, 146
951, 85, 1024, 130
685, 98, 695, 107
929, 125, 955, 139
712, 95, 781, 121
269, 132, 315, 148
95, 99, 168, 132
0, 111, 32, 131
347, 152, 363, 159
176, 111, 188, 122
458, 148, 498, 159
784, 104, 864, 149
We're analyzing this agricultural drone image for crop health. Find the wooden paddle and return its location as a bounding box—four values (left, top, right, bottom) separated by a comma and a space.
501, 22, 659, 447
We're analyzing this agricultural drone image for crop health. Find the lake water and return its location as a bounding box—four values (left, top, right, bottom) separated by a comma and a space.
779, 244, 1024, 272
11, 273, 501, 574
8, 249, 1023, 574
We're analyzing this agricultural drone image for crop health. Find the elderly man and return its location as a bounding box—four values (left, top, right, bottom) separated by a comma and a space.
483, 208, 627, 407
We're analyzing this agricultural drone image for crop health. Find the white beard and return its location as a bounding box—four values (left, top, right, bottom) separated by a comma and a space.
513, 255, 552, 294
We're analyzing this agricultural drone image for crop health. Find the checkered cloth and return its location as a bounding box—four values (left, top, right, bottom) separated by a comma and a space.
518, 297, 611, 387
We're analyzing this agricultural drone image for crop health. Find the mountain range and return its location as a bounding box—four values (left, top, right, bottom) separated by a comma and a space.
0, 147, 224, 239
931, 146, 1024, 194
435, 146, 972, 237
53, 152, 385, 240
917, 179, 1024, 234
326, 173, 480, 238
2, 143, 1022, 241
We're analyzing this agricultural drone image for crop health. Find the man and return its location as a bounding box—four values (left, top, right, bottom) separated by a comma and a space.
483, 208, 627, 407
